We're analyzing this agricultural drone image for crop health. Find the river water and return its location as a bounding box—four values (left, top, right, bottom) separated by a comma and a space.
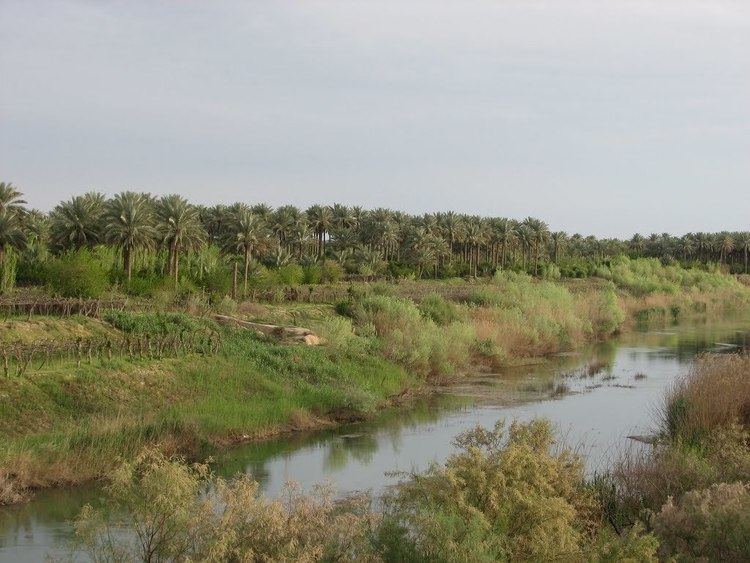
1, 319, 748, 561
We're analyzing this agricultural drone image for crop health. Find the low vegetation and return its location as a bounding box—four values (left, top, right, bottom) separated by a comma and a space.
67, 352, 750, 562
600, 354, 750, 561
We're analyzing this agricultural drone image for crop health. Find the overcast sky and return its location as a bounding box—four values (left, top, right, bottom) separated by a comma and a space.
1, 1, 748, 237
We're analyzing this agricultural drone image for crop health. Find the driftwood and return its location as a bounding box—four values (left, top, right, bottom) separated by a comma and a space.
214, 315, 322, 346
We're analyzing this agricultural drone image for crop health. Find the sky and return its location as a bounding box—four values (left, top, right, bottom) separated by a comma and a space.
1, 1, 749, 237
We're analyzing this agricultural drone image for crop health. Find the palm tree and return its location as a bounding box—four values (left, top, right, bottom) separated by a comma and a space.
227, 209, 267, 294
0, 182, 27, 214
22, 209, 48, 260
439, 211, 465, 263
0, 208, 26, 267
104, 192, 156, 281
523, 217, 550, 274
629, 234, 645, 256
718, 233, 734, 264
737, 232, 750, 274
155, 195, 205, 285
332, 203, 357, 231
677, 235, 696, 262
550, 231, 568, 263
306, 204, 334, 258
250, 203, 273, 223
464, 221, 486, 277
49, 193, 104, 251
270, 205, 302, 250
515, 223, 534, 271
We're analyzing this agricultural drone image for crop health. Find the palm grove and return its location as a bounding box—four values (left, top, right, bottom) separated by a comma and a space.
1, 181, 749, 297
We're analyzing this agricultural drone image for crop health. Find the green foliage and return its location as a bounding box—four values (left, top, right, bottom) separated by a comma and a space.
74, 450, 380, 562
382, 419, 598, 561
46, 250, 109, 298
122, 273, 170, 297
302, 264, 322, 284
320, 260, 344, 283
417, 293, 463, 325
102, 310, 212, 335
352, 295, 474, 378
600, 256, 749, 296
0, 246, 17, 294
588, 285, 627, 337
277, 263, 304, 286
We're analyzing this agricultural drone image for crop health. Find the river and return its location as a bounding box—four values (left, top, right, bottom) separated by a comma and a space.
1, 318, 748, 561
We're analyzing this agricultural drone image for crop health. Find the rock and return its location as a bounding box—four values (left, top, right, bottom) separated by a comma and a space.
214, 314, 322, 346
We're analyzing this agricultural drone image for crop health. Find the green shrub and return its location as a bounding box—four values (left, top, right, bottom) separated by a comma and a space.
214, 296, 237, 316
320, 260, 344, 283
418, 293, 462, 325
382, 419, 597, 561
302, 264, 322, 285
102, 310, 211, 335
123, 274, 169, 297
46, 250, 109, 298
277, 264, 304, 286
353, 295, 474, 378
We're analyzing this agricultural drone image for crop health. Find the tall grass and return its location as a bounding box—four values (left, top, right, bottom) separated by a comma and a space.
468, 273, 625, 359
600, 353, 750, 560
663, 354, 750, 443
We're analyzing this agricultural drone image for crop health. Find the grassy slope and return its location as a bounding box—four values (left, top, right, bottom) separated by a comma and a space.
0, 325, 417, 491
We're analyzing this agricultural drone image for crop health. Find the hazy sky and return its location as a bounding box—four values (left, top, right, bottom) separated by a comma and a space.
1, 1, 748, 237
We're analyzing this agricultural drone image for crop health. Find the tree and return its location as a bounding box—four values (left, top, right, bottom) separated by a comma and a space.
306, 204, 334, 258
0, 182, 27, 214
718, 233, 734, 264
155, 195, 205, 286
523, 217, 550, 275
49, 193, 104, 251
736, 232, 750, 274
226, 209, 267, 294
550, 231, 568, 263
104, 192, 156, 281
0, 209, 26, 265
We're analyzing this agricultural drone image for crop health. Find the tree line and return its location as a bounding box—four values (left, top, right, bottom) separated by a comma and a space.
1, 181, 749, 294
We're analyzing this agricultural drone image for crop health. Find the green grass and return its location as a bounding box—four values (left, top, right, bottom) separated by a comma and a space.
0, 315, 116, 344
0, 328, 418, 491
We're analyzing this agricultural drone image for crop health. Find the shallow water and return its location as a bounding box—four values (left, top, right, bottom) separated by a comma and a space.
1, 319, 748, 561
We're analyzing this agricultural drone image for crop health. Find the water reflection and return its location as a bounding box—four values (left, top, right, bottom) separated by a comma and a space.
0, 318, 748, 561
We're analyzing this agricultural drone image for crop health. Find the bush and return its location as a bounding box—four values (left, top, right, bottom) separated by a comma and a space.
302, 264, 322, 284
381, 419, 598, 561
320, 260, 344, 283
195, 266, 232, 297
277, 264, 304, 286
653, 482, 750, 561
46, 250, 109, 298
123, 273, 169, 297
102, 310, 211, 335
417, 293, 462, 325
74, 449, 380, 562
214, 296, 237, 316
353, 295, 474, 378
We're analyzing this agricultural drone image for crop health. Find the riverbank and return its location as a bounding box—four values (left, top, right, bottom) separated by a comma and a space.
1, 269, 749, 504
62, 349, 750, 562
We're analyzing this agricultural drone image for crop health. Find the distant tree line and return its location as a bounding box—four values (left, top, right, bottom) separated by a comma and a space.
0, 181, 748, 296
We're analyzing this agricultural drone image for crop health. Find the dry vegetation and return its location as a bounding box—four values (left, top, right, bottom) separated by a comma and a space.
601, 354, 750, 561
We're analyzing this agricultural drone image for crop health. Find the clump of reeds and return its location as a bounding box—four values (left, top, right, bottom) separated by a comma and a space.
663, 354, 750, 443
